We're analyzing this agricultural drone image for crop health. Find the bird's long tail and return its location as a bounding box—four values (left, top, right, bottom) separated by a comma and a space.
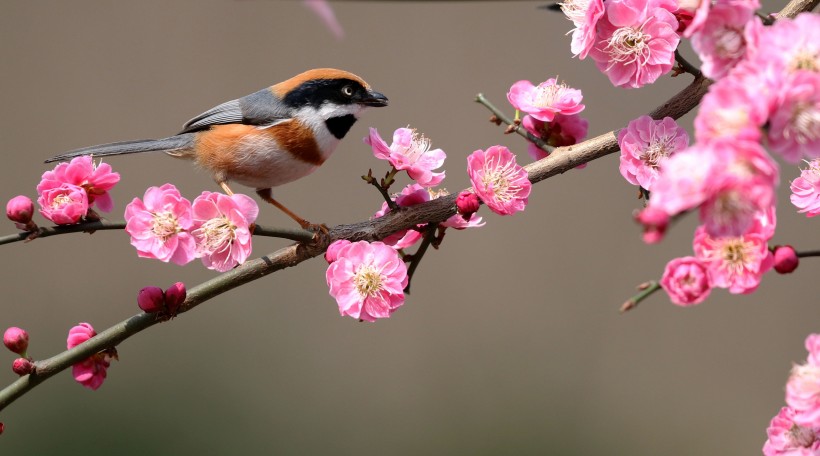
45, 134, 195, 163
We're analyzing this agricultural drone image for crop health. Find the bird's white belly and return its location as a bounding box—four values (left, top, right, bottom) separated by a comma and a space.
228, 130, 332, 189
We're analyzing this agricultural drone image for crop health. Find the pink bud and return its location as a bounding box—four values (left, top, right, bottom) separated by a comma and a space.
635, 207, 669, 244
6, 196, 34, 224
325, 239, 352, 264
3, 327, 29, 355
12, 358, 33, 376
773, 245, 799, 274
137, 286, 165, 313
456, 191, 481, 220
164, 282, 186, 315
0, 422, 4, 435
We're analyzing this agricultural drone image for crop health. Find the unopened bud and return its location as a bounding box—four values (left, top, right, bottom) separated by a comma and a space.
456, 191, 481, 220
325, 240, 351, 264
137, 286, 165, 313
635, 206, 669, 244
12, 358, 33, 376
773, 245, 799, 274
3, 327, 29, 355
164, 282, 186, 315
6, 196, 36, 230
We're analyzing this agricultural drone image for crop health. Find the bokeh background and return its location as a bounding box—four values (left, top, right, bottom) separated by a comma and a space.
1, 1, 816, 454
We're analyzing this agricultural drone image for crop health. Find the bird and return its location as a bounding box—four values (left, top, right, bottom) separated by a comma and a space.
45, 68, 388, 229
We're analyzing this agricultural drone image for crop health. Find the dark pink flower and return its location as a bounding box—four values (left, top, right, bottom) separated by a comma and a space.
365, 127, 445, 186
763, 406, 820, 456
37, 183, 89, 225
692, 223, 773, 294
507, 79, 584, 122
3, 327, 29, 355
522, 114, 589, 161
635, 206, 669, 244
660, 256, 712, 306
456, 190, 480, 220
12, 358, 33, 376
768, 71, 820, 163
6, 195, 34, 228
67, 323, 114, 391
791, 159, 820, 217
467, 146, 531, 216
137, 286, 165, 313
191, 192, 258, 272
588, 0, 680, 88
125, 184, 196, 265
773, 245, 799, 274
164, 282, 186, 315
325, 241, 408, 322
37, 156, 120, 213
618, 115, 689, 190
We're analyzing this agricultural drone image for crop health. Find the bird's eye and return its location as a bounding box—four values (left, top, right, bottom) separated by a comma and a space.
341, 85, 354, 97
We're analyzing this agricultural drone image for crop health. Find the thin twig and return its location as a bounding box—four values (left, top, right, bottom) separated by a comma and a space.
674, 49, 702, 78
403, 224, 437, 294
475, 93, 552, 153
620, 281, 662, 313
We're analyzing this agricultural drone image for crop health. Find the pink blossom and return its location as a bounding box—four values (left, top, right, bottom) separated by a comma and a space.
787, 333, 820, 427
164, 282, 186, 315
773, 245, 800, 274
467, 146, 531, 216
678, 0, 710, 38
325, 241, 408, 322
365, 127, 445, 186
699, 174, 775, 238
507, 79, 585, 122
618, 115, 689, 190
791, 159, 820, 217
67, 323, 114, 391
37, 183, 89, 225
588, 0, 680, 88
692, 224, 773, 294
455, 190, 480, 220
694, 77, 767, 144
137, 286, 165, 313
522, 114, 589, 160
635, 206, 669, 244
763, 407, 820, 456
37, 156, 120, 212
124, 184, 196, 266
6, 196, 34, 227
568, 0, 605, 59
689, 2, 756, 80
763, 13, 820, 77
660, 256, 712, 306
325, 239, 352, 264
191, 192, 258, 272
647, 146, 717, 216
768, 71, 820, 163
372, 184, 430, 249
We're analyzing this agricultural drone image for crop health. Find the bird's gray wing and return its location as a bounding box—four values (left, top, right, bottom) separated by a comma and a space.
178, 88, 293, 134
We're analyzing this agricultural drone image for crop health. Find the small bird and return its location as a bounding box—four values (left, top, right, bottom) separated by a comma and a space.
45, 68, 388, 229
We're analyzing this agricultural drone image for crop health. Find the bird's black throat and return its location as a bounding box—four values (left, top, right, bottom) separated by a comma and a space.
325, 114, 357, 140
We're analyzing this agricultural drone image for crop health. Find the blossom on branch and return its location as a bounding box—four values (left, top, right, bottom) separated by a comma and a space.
125, 184, 196, 266
67, 323, 114, 391
786, 333, 820, 428
365, 127, 445, 187
659, 256, 712, 306
326, 241, 408, 322
507, 78, 585, 122
191, 192, 258, 272
692, 220, 773, 294
522, 114, 589, 160
467, 146, 531, 216
617, 115, 689, 191
790, 159, 820, 217
37, 156, 120, 213
37, 183, 89, 225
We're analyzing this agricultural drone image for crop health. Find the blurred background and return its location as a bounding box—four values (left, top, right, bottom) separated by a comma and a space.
0, 1, 815, 454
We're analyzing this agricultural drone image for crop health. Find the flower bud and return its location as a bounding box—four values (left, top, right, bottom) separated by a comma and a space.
3, 327, 29, 355
164, 282, 186, 315
137, 286, 165, 313
12, 358, 33, 376
773, 245, 799, 274
325, 240, 352, 264
456, 191, 480, 220
0, 422, 4, 435
6, 195, 35, 230
635, 207, 669, 244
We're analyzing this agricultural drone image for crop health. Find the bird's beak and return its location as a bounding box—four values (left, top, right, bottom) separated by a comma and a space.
359, 90, 388, 107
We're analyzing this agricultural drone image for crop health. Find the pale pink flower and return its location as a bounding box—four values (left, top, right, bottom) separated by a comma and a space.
792, 159, 820, 216
694, 77, 767, 144
692, 224, 773, 294
191, 192, 258, 272
303, 0, 344, 39
467, 146, 531, 216
618, 115, 689, 190
37, 156, 120, 212
568, 0, 605, 59
588, 0, 680, 88
37, 183, 89, 225
787, 333, 820, 427
689, 2, 756, 80
365, 127, 445, 187
124, 184, 196, 265
768, 71, 820, 163
660, 256, 712, 306
522, 114, 589, 160
67, 323, 114, 391
507, 79, 585, 122
763, 407, 820, 456
647, 146, 717, 216
325, 241, 408, 322
763, 13, 820, 76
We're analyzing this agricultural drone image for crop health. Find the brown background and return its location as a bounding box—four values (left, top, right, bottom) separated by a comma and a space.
1, 1, 816, 454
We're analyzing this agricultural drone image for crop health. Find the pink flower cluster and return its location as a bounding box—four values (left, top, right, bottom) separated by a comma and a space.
763, 333, 820, 455
125, 184, 258, 272
67, 323, 116, 390
365, 127, 445, 187
35, 156, 120, 225
326, 240, 408, 322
